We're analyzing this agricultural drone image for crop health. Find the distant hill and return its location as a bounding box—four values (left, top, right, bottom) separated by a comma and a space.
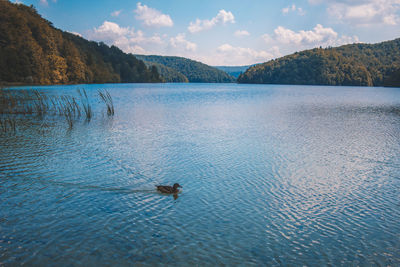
214, 65, 251, 78
238, 39, 400, 87
140, 60, 188, 83
0, 1, 161, 85
135, 55, 235, 83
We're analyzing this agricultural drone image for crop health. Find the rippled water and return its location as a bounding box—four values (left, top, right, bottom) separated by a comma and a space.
1, 83, 400, 266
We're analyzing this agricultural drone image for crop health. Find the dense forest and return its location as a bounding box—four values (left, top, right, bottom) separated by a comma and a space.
238, 39, 400, 87
384, 68, 400, 87
0, 1, 161, 85
135, 55, 235, 83
140, 60, 188, 83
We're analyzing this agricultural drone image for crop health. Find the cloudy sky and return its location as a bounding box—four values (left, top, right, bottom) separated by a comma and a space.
16, 0, 400, 66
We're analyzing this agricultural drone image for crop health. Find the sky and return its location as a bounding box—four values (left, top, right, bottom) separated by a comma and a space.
13, 0, 400, 66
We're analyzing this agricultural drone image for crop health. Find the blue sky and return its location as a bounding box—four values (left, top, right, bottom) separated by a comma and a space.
14, 0, 400, 66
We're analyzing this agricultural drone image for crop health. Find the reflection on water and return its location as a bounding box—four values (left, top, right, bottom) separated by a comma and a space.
1, 83, 400, 266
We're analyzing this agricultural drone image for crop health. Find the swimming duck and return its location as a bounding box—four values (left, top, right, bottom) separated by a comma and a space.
156, 183, 182, 194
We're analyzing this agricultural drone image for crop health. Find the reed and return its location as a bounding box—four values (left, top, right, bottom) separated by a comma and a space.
0, 88, 113, 131
98, 90, 114, 116
0, 117, 16, 134
78, 89, 92, 121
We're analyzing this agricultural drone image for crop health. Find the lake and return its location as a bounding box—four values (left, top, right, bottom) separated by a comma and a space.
1, 83, 400, 266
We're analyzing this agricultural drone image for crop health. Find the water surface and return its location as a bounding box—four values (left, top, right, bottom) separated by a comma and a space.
1, 83, 400, 266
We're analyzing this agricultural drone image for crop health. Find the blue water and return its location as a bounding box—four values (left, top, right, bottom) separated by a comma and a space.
1, 83, 400, 266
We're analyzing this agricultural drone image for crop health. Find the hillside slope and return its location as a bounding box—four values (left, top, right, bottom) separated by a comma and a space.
0, 1, 161, 85
140, 60, 188, 83
135, 55, 235, 83
238, 39, 400, 87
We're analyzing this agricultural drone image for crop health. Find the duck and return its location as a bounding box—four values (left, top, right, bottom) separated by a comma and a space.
156, 183, 182, 194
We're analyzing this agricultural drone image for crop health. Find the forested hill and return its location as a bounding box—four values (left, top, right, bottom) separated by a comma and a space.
139, 60, 189, 83
135, 55, 235, 83
238, 39, 400, 87
0, 1, 161, 85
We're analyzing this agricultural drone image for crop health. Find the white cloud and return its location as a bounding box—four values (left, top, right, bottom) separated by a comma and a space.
282, 4, 306, 15
383, 14, 397, 24
134, 2, 173, 27
298, 8, 305, 15
260, 24, 359, 58
88, 21, 165, 54
261, 33, 273, 44
274, 24, 338, 44
111, 10, 122, 17
93, 21, 130, 40
234, 30, 250, 37
310, 0, 400, 26
282, 4, 295, 14
308, 0, 322, 4
216, 44, 275, 65
273, 24, 359, 47
129, 45, 146, 54
126, 29, 163, 45
188, 10, 235, 33
39, 0, 56, 5
170, 34, 197, 51
282, 7, 289, 14
88, 22, 198, 57
68, 31, 82, 37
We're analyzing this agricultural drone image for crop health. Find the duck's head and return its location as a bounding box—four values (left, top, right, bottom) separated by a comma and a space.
173, 183, 182, 189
